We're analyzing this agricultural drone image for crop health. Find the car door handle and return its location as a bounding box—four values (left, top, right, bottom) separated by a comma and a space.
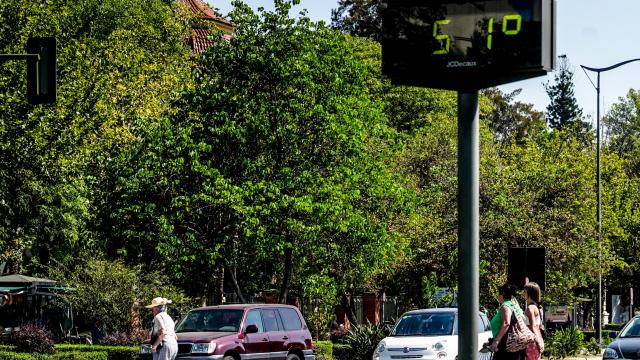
282, 336, 289, 340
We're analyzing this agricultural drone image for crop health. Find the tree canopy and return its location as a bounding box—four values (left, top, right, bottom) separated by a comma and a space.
1, 0, 639, 334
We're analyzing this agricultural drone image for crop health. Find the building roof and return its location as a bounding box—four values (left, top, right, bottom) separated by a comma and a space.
188, 28, 232, 53
179, 0, 234, 53
181, 0, 234, 31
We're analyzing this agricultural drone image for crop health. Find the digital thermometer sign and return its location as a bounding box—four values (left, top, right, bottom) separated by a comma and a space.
382, 0, 555, 90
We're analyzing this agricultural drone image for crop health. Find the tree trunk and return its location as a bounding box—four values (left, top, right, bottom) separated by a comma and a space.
279, 247, 292, 304
341, 293, 359, 327
223, 259, 246, 303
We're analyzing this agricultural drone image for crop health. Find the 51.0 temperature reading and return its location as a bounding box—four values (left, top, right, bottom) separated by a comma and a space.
432, 14, 523, 55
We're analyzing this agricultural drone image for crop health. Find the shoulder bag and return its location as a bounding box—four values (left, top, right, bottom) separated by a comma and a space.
505, 303, 537, 352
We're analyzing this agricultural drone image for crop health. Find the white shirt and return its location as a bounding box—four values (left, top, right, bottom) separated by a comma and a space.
153, 311, 177, 344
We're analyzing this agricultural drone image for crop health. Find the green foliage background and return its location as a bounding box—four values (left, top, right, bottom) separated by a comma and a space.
0, 0, 639, 336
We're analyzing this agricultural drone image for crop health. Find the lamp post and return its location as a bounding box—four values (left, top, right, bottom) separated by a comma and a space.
581, 58, 640, 344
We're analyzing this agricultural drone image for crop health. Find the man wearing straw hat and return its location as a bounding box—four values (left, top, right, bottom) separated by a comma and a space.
146, 297, 178, 360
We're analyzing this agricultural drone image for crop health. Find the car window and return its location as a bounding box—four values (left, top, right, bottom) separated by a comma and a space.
261, 309, 281, 332
279, 308, 303, 331
393, 312, 455, 336
620, 318, 640, 338
176, 309, 243, 333
245, 309, 264, 333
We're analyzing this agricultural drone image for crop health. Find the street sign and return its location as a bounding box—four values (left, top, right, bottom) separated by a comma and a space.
382, 0, 555, 90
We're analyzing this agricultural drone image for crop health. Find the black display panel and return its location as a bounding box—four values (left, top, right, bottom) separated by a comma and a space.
382, 0, 555, 90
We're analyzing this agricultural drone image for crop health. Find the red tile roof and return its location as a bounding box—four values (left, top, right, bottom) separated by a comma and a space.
181, 0, 233, 27
179, 0, 234, 53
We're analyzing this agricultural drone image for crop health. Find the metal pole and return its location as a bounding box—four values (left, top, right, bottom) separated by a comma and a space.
595, 71, 602, 344
581, 58, 640, 345
0, 54, 40, 62
458, 91, 479, 360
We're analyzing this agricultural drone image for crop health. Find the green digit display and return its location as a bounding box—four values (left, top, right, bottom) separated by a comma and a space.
502, 14, 522, 35
382, 0, 556, 90
487, 17, 494, 49
433, 19, 451, 55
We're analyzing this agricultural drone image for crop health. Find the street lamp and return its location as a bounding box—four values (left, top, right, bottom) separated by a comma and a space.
581, 58, 640, 344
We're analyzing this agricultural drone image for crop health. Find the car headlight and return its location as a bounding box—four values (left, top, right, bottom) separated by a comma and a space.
433, 342, 446, 351
373, 341, 386, 360
603, 348, 619, 359
192, 342, 217, 354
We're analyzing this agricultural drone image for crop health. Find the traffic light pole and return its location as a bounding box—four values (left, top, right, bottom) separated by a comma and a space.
458, 91, 480, 360
0, 54, 41, 61
0, 37, 57, 104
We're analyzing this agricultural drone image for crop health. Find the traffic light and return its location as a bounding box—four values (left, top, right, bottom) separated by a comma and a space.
26, 37, 57, 104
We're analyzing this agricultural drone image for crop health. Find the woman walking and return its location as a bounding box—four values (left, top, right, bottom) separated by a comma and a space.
146, 297, 178, 360
489, 283, 526, 360
524, 282, 544, 360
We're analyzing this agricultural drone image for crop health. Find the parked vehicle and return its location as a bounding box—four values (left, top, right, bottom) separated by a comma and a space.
603, 315, 640, 360
142, 304, 314, 360
372, 308, 492, 360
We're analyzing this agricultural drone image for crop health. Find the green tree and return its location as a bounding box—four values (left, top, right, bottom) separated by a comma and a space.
109, 0, 413, 312
0, 0, 192, 272
51, 258, 194, 334
604, 89, 640, 173
544, 56, 590, 137
482, 88, 546, 143
331, 0, 383, 41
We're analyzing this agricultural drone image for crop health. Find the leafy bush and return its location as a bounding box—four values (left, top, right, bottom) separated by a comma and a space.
56, 344, 140, 360
303, 274, 339, 340
314, 341, 333, 360
50, 259, 195, 334
585, 337, 600, 355
332, 344, 352, 360
341, 323, 386, 360
13, 325, 55, 354
545, 327, 584, 359
101, 332, 146, 346
0, 351, 108, 359
604, 323, 624, 331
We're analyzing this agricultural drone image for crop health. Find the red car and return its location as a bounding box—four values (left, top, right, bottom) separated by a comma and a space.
171, 304, 314, 360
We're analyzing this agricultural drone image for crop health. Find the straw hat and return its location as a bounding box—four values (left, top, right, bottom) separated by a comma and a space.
144, 297, 172, 308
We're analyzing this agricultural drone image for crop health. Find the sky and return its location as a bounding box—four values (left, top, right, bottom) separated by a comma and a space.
212, 0, 640, 123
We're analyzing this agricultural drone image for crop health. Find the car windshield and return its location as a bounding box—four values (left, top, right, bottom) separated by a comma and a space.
176, 309, 244, 333
392, 312, 455, 336
619, 318, 640, 338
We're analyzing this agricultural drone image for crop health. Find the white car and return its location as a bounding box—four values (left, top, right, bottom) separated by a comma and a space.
373, 308, 492, 360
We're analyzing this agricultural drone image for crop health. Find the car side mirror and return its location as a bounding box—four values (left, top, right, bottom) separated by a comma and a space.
245, 324, 259, 334
609, 331, 619, 339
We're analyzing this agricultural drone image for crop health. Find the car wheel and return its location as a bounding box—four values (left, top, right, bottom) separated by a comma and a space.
287, 353, 301, 360
224, 355, 236, 360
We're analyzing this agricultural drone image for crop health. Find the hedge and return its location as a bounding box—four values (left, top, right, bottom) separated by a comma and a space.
332, 343, 352, 360
56, 344, 140, 360
0, 344, 142, 360
315, 341, 333, 360
604, 323, 625, 331
0, 351, 108, 360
